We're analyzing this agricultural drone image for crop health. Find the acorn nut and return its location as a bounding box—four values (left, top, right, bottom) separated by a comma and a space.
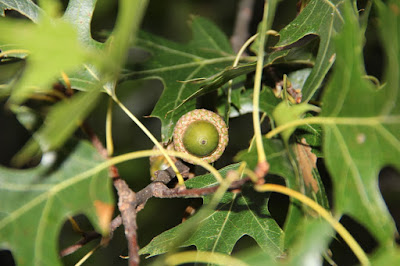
173, 109, 228, 163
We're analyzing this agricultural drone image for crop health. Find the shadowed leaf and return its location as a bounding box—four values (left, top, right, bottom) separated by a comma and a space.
0, 141, 113, 266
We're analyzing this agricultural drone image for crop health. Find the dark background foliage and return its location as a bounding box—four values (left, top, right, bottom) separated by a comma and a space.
0, 0, 398, 265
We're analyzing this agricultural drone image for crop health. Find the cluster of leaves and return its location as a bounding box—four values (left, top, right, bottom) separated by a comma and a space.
0, 0, 399, 265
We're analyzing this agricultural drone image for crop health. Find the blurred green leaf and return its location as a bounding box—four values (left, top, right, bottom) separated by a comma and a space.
273, 0, 344, 101
0, 140, 114, 266
284, 220, 333, 266
126, 17, 235, 141
0, 0, 43, 22
370, 247, 400, 266
2, 0, 147, 165
320, 0, 400, 244
140, 164, 284, 258
237, 221, 333, 266
0, 0, 108, 94
12, 89, 102, 165
0, 59, 25, 90
0, 17, 91, 104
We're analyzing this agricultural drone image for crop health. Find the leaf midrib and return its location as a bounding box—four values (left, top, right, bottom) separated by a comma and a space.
129, 56, 236, 76
211, 194, 236, 252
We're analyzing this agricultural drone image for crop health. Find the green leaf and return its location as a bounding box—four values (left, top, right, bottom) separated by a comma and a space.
218, 86, 280, 118
62, 0, 102, 48
60, 0, 107, 92
295, 114, 323, 157
272, 102, 319, 143
237, 139, 295, 183
192, 49, 291, 107
127, 17, 236, 141
140, 164, 284, 258
320, 1, 399, 244
0, 140, 114, 266
237, 137, 329, 248
273, 0, 344, 101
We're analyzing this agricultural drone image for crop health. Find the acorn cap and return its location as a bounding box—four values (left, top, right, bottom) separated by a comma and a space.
173, 109, 229, 163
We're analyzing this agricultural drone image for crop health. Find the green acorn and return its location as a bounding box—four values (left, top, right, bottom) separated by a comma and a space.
173, 109, 229, 163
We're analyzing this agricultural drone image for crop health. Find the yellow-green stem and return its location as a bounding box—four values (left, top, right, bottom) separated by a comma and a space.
106, 97, 114, 156
165, 251, 248, 266
112, 97, 186, 186
75, 244, 101, 266
252, 0, 269, 163
255, 184, 370, 266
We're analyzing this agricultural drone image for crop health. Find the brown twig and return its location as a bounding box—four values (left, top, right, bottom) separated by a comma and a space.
81, 122, 140, 265
114, 178, 139, 266
230, 0, 255, 53
63, 123, 253, 263
60, 214, 123, 258
59, 231, 101, 257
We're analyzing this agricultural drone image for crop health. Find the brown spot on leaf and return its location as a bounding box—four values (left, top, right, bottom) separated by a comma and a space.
295, 138, 319, 193
329, 54, 336, 63
390, 4, 400, 15
94, 200, 114, 234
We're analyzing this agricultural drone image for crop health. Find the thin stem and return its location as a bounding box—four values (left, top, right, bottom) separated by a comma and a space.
111, 96, 186, 186
253, 0, 269, 163
265, 115, 397, 139
226, 33, 259, 121
106, 97, 114, 156
255, 184, 370, 266
75, 244, 101, 266
67, 149, 224, 188
234, 34, 258, 67
165, 251, 248, 266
